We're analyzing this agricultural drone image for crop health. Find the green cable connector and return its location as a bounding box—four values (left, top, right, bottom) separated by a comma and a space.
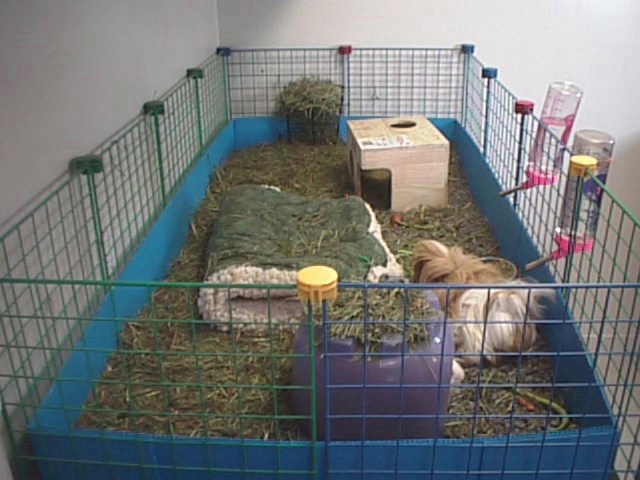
143, 100, 167, 206
69, 154, 109, 280
216, 47, 232, 124
69, 154, 104, 175
186, 68, 204, 80
460, 44, 475, 129
187, 68, 205, 149
481, 67, 498, 157
143, 100, 165, 116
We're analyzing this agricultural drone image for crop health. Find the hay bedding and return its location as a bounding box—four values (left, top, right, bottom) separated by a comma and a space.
76, 140, 573, 439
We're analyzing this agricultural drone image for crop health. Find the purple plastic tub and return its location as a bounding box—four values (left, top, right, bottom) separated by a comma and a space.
291, 290, 453, 441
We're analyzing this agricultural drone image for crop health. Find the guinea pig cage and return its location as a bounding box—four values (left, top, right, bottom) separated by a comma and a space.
0, 45, 638, 480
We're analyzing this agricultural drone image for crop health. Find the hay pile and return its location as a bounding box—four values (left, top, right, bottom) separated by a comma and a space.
277, 78, 342, 122
76, 139, 572, 439
277, 78, 342, 143
325, 288, 439, 351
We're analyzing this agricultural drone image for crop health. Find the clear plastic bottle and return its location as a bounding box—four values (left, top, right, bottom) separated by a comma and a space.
527, 81, 583, 183
571, 129, 615, 206
556, 155, 599, 247
525, 155, 599, 271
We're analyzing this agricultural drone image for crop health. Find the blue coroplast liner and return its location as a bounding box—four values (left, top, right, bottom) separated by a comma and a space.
28, 117, 618, 480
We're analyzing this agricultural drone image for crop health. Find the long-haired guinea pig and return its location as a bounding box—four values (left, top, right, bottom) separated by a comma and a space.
411, 239, 554, 368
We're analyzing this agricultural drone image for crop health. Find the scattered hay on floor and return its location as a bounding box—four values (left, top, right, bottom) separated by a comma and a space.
445, 344, 573, 438
76, 139, 573, 440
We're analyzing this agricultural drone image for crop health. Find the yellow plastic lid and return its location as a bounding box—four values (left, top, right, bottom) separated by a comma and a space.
569, 155, 597, 177
297, 265, 338, 303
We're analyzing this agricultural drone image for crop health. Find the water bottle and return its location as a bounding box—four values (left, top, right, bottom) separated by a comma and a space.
528, 81, 583, 180
556, 155, 599, 243
572, 129, 615, 207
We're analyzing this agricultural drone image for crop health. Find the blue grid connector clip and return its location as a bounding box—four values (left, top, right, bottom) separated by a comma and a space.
216, 47, 231, 57
69, 154, 104, 176
461, 44, 475, 54
482, 67, 498, 79
143, 100, 165, 116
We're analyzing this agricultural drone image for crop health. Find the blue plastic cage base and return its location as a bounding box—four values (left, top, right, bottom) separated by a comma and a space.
28, 117, 618, 480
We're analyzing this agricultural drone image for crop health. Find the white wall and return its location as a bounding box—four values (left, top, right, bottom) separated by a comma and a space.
217, 0, 640, 218
0, 0, 219, 227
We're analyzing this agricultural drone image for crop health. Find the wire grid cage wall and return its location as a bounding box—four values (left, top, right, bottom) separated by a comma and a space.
460, 51, 640, 476
0, 53, 227, 474
0, 45, 638, 479
225, 47, 464, 119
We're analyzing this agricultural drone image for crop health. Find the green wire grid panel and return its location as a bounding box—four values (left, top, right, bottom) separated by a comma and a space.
459, 53, 485, 150
73, 283, 311, 442
225, 47, 466, 120
345, 48, 464, 118
225, 48, 345, 119
90, 115, 163, 278
0, 52, 229, 480
0, 45, 638, 479
0, 172, 106, 452
199, 52, 229, 142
